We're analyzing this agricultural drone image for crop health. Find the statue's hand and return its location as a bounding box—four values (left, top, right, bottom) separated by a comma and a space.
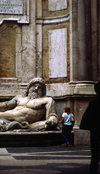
45, 116, 58, 130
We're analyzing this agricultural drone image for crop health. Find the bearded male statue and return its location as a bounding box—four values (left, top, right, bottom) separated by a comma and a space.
0, 78, 58, 132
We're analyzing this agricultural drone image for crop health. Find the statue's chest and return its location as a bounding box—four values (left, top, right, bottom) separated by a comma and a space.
26, 99, 44, 109
17, 97, 29, 106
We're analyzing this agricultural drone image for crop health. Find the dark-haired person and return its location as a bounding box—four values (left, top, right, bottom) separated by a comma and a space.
60, 106, 74, 147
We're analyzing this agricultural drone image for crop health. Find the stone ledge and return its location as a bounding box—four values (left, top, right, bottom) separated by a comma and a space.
0, 130, 62, 135
46, 81, 96, 98
0, 130, 64, 147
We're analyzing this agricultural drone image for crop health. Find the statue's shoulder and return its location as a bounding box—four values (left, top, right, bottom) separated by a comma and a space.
42, 96, 53, 99
42, 96, 54, 103
14, 95, 23, 100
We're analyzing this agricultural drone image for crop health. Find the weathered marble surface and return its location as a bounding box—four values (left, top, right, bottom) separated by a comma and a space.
0, 78, 59, 132
48, 28, 67, 78
48, 0, 67, 11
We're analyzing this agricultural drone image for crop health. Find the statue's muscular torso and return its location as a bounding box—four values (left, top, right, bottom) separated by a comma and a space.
0, 95, 46, 124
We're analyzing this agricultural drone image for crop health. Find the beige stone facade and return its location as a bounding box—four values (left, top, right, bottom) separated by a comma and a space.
0, 0, 99, 145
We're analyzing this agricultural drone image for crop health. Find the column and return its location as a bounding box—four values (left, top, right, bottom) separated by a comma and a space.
78, 0, 92, 81
70, 0, 78, 82
36, 0, 43, 78
91, 0, 97, 81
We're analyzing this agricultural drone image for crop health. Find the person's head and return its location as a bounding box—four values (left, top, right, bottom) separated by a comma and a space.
25, 78, 46, 99
64, 106, 70, 113
94, 82, 100, 96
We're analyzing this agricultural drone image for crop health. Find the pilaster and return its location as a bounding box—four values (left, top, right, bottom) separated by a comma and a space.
78, 0, 91, 81
70, 0, 78, 82
91, 0, 97, 81
36, 0, 43, 78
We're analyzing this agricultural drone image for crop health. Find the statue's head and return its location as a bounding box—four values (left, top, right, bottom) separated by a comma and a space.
25, 78, 46, 98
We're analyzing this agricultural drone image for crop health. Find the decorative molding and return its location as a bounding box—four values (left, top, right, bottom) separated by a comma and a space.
0, 78, 17, 81
0, 0, 29, 24
0, 78, 18, 89
36, 13, 70, 25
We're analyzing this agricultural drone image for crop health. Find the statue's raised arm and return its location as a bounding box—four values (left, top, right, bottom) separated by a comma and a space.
0, 97, 17, 110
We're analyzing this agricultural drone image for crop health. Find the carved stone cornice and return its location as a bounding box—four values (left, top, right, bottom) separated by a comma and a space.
36, 13, 70, 25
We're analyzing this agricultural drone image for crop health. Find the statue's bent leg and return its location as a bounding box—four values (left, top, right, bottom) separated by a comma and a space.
29, 120, 47, 131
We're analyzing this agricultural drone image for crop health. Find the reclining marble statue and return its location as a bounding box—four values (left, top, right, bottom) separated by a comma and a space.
0, 78, 59, 132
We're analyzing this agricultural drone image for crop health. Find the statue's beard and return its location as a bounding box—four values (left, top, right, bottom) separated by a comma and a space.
29, 92, 39, 99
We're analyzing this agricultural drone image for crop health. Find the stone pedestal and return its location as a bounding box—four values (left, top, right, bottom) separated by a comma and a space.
74, 129, 90, 146
0, 131, 63, 147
